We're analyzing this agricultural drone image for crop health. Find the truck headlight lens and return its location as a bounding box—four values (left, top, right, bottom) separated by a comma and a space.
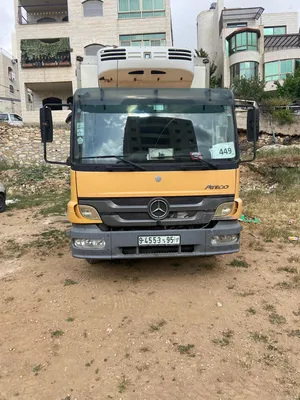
211, 235, 238, 245
74, 239, 106, 249
78, 205, 100, 220
213, 202, 235, 218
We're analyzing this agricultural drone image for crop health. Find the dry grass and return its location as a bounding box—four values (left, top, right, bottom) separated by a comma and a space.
241, 156, 300, 244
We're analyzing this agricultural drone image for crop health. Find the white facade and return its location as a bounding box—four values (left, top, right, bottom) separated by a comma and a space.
0, 49, 21, 115
197, 2, 300, 90
14, 0, 173, 123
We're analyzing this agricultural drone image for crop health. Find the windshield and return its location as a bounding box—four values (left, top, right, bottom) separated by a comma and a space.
73, 88, 237, 169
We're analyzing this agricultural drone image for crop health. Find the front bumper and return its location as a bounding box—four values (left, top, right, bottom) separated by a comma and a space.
68, 221, 242, 260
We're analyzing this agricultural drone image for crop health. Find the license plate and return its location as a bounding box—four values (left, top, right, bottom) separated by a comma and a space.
138, 235, 180, 246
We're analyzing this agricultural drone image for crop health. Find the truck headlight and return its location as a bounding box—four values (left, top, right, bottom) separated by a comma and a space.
74, 239, 106, 250
78, 205, 100, 220
213, 202, 235, 218
211, 235, 239, 245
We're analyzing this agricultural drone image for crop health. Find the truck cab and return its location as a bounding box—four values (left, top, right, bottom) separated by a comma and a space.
40, 46, 258, 262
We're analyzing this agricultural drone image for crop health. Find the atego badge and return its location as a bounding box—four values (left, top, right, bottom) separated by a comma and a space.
205, 185, 229, 190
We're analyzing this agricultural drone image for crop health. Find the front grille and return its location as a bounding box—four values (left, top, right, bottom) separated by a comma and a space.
122, 245, 195, 255
112, 196, 205, 206
105, 224, 212, 232
80, 196, 233, 229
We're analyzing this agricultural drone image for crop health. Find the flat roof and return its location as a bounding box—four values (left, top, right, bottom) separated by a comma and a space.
264, 34, 300, 49
221, 7, 264, 21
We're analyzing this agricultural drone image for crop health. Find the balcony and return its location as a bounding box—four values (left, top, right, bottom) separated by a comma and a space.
21, 38, 71, 68
18, 0, 68, 25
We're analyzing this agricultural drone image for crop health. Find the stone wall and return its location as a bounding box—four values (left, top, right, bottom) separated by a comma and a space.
1, 114, 300, 167
236, 111, 300, 136
0, 124, 70, 166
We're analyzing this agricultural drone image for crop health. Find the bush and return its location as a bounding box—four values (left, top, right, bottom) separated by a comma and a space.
272, 109, 295, 125
276, 67, 300, 100
232, 76, 267, 103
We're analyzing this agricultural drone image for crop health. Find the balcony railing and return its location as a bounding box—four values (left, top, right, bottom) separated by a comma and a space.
21, 38, 71, 68
18, 3, 68, 25
21, 53, 71, 68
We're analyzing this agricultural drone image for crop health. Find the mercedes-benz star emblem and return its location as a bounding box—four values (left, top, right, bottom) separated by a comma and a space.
148, 198, 169, 220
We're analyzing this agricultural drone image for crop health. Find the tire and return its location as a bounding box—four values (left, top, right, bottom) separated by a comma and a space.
0, 194, 5, 213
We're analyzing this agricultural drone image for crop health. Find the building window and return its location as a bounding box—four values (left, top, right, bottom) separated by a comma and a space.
8, 67, 13, 81
9, 85, 14, 93
264, 26, 286, 36
84, 44, 105, 56
265, 60, 293, 82
120, 33, 166, 46
231, 61, 258, 83
118, 0, 165, 19
227, 22, 247, 28
228, 31, 258, 55
83, 0, 103, 17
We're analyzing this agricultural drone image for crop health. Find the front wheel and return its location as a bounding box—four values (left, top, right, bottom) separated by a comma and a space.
0, 194, 6, 213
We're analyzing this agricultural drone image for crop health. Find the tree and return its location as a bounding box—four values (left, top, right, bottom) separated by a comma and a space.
195, 48, 208, 58
276, 67, 300, 102
232, 76, 266, 103
195, 48, 221, 88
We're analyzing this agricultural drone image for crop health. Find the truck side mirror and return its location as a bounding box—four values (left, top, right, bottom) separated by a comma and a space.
40, 107, 53, 143
247, 108, 259, 142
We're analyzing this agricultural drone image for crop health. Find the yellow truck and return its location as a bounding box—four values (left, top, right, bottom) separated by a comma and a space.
40, 46, 259, 263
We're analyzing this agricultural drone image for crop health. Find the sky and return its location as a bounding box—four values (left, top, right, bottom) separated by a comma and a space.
0, 0, 299, 56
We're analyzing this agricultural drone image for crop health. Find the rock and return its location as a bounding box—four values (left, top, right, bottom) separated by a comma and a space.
216, 302, 223, 308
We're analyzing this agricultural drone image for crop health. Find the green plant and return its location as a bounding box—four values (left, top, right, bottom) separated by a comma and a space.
149, 319, 166, 332
249, 332, 268, 343
64, 279, 78, 287
273, 109, 295, 125
118, 375, 130, 393
32, 364, 42, 373
277, 267, 298, 274
21, 38, 71, 59
246, 307, 257, 315
269, 312, 286, 325
177, 344, 195, 356
263, 304, 276, 312
230, 259, 249, 268
212, 330, 234, 347
51, 330, 64, 338
288, 330, 300, 338
232, 76, 266, 103
140, 346, 150, 352
195, 48, 222, 88
276, 66, 300, 100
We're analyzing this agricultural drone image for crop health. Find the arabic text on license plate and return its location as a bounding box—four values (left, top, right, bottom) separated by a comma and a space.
138, 235, 180, 246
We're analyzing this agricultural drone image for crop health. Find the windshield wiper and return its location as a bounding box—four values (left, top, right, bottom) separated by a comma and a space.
178, 156, 218, 170
80, 155, 145, 171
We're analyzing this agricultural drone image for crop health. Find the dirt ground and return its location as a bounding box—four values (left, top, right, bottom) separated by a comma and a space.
1, 155, 300, 400
1, 213, 300, 400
